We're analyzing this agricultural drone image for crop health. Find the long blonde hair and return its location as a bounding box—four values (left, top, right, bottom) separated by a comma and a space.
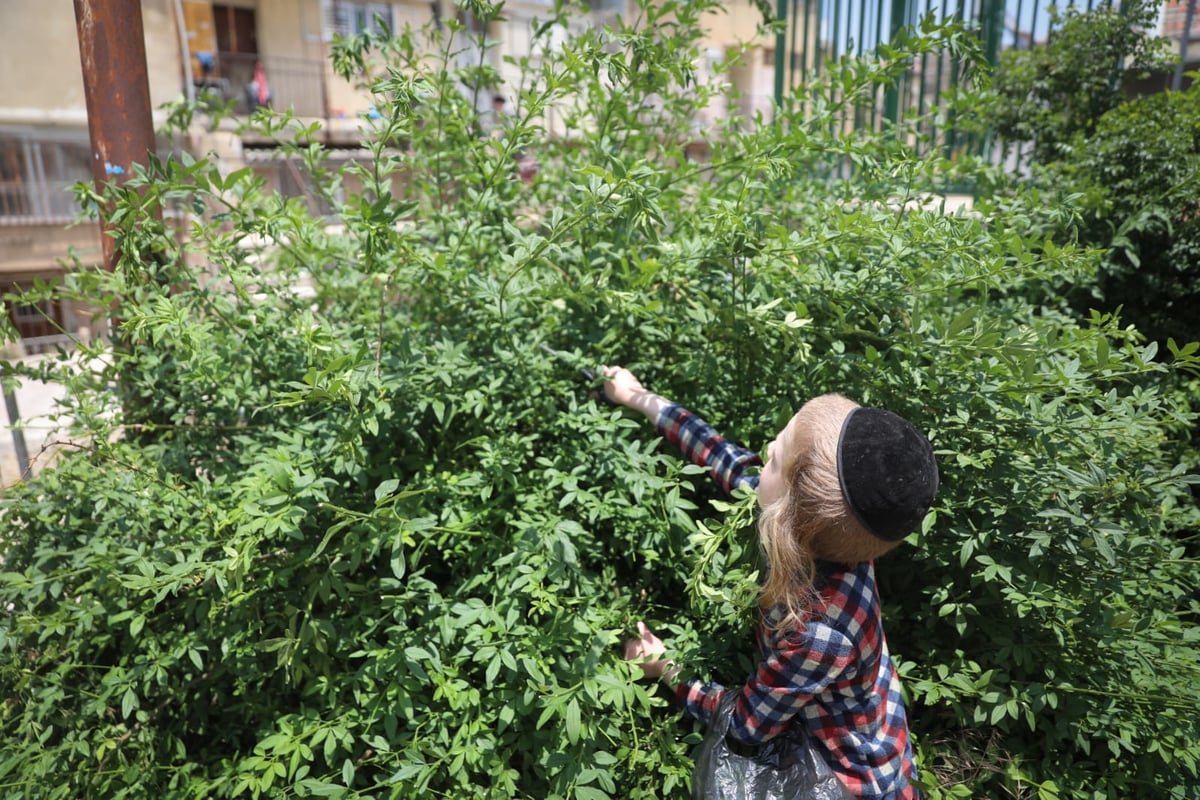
757, 393, 900, 632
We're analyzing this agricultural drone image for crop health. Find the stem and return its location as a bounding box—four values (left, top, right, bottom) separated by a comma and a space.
434, 26, 457, 232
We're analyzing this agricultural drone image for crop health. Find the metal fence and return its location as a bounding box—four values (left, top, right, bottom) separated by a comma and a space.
196, 53, 329, 118
771, 0, 1125, 179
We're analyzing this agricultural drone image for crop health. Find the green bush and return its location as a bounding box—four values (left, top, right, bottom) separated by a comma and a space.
1059, 81, 1200, 348
2, 3, 1198, 798
978, 0, 1199, 349
985, 0, 1174, 163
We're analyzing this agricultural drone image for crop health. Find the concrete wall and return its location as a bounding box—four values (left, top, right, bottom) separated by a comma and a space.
0, 354, 70, 489
0, 0, 777, 135
0, 3, 90, 123
0, 0, 185, 128
143, 0, 189, 108
257, 0, 325, 61
0, 223, 102, 284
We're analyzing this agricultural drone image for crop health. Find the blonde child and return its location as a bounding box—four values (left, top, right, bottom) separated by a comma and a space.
604, 367, 938, 800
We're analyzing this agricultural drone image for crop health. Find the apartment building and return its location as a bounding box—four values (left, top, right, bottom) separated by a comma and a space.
0, 0, 775, 354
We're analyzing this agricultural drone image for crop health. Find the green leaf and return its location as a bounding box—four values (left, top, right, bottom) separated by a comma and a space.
298, 779, 348, 798
121, 688, 138, 719
575, 787, 611, 800
375, 479, 400, 503
565, 698, 582, 745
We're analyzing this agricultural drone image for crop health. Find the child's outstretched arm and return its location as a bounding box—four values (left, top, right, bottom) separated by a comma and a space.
602, 365, 762, 495
601, 366, 671, 421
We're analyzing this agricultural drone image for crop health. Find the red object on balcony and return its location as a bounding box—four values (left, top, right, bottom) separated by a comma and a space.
251, 60, 271, 108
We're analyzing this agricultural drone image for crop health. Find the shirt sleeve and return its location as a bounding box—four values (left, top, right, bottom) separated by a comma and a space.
653, 402, 762, 495
675, 621, 857, 745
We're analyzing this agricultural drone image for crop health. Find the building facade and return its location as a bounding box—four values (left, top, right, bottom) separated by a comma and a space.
0, 0, 774, 353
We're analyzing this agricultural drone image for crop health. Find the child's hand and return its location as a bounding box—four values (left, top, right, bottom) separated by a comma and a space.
601, 366, 645, 407
623, 622, 680, 683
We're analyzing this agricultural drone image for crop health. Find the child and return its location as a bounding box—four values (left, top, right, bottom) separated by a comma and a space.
604, 366, 938, 800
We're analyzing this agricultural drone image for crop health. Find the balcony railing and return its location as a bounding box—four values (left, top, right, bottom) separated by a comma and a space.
198, 53, 328, 119
0, 137, 89, 224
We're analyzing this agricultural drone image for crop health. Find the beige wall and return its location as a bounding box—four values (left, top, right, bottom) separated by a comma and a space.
256, 0, 325, 61
0, 3, 90, 122
0, 223, 101, 284
319, 1, 442, 121
143, 0, 189, 109
0, 0, 184, 293
701, 0, 773, 45
0, 0, 184, 127
700, 1, 776, 121
0, 0, 175, 356
0, 0, 780, 348
236, 0, 774, 128
238, 0, 439, 121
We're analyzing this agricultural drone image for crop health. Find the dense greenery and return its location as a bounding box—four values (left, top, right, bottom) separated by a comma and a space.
1065, 79, 1200, 349
986, 0, 1174, 163
981, 0, 1200, 347
2, 2, 1198, 798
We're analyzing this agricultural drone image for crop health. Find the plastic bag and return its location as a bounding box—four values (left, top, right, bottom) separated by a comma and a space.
692, 694, 854, 800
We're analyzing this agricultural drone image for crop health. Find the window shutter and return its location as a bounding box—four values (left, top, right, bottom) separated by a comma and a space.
324, 0, 393, 40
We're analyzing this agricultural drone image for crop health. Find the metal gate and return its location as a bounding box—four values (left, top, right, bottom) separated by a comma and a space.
772, 0, 1121, 176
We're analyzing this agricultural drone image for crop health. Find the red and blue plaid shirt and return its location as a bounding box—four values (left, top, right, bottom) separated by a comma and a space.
654, 403, 919, 800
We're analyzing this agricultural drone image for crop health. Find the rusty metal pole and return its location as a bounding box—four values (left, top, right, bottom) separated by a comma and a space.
74, 0, 159, 274
74, 0, 161, 425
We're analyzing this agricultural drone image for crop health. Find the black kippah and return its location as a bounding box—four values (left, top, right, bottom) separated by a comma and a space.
836, 407, 939, 542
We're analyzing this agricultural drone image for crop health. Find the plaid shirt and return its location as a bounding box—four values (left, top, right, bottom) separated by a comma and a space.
653, 402, 764, 494
654, 403, 919, 800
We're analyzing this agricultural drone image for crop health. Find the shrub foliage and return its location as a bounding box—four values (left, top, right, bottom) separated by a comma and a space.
979, 0, 1200, 348
985, 0, 1174, 163
2, 2, 1198, 798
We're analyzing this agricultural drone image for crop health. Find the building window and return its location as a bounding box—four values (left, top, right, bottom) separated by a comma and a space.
589, 0, 624, 26
0, 136, 90, 223
11, 300, 53, 327
5, 295, 67, 351
327, 1, 394, 39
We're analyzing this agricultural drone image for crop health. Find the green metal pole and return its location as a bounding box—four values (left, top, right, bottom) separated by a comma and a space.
982, 0, 1005, 67
774, 0, 788, 109
797, 0, 808, 90
882, 0, 909, 128
871, 0, 888, 130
